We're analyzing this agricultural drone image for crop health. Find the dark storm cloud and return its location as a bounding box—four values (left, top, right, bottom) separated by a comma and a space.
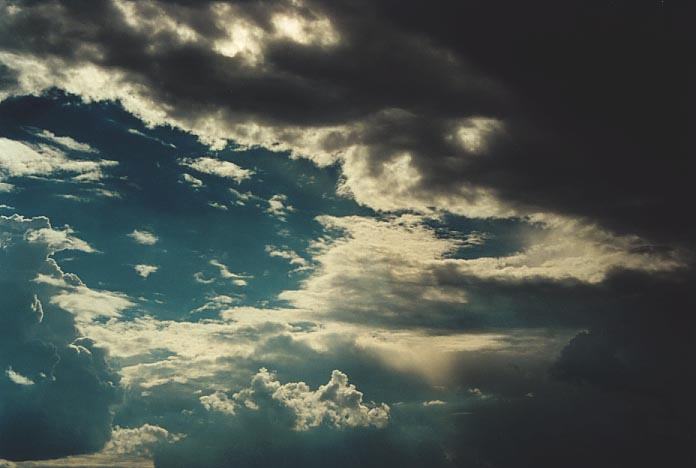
0, 215, 120, 461
0, 2, 693, 466
0, 0, 691, 245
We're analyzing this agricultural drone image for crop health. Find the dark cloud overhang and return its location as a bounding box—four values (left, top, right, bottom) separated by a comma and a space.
0, 0, 691, 246
0, 2, 694, 466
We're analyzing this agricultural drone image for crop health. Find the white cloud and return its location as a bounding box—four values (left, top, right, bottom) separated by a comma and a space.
11, 424, 182, 468
422, 400, 446, 406
5, 367, 35, 386
128, 128, 176, 148
266, 194, 294, 221
278, 214, 468, 320
33, 129, 98, 153
0, 48, 508, 220
265, 245, 309, 271
179, 157, 252, 183
209, 259, 251, 286
191, 294, 239, 314
134, 264, 158, 278
271, 11, 340, 47
128, 229, 158, 245
39, 276, 134, 323
203, 368, 390, 431
200, 391, 237, 415
0, 137, 116, 184
193, 271, 215, 284
278, 213, 683, 331
3, 455, 153, 468
462, 231, 488, 247
2, 214, 133, 328
79, 314, 304, 388
450, 214, 683, 284
229, 188, 263, 206
208, 201, 228, 211
211, 2, 340, 64
102, 424, 183, 457
180, 173, 203, 189
25, 225, 96, 253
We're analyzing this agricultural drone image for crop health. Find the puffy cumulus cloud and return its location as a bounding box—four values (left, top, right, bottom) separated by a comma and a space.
102, 424, 183, 457
179, 157, 252, 183
128, 229, 158, 245
134, 264, 158, 278
0, 137, 116, 187
202, 368, 389, 431
200, 391, 237, 415
0, 214, 120, 461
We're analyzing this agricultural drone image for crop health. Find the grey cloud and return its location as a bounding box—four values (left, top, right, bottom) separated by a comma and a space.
0, 215, 120, 461
0, 0, 689, 247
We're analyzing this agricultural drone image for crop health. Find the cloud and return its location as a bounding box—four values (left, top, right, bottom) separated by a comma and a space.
5, 367, 34, 386
0, 214, 120, 461
128, 128, 176, 148
193, 271, 215, 284
200, 391, 237, 415
102, 424, 182, 457
422, 400, 446, 407
203, 368, 390, 431
274, 214, 680, 332
25, 225, 96, 253
265, 245, 309, 271
180, 173, 203, 189
32, 129, 98, 153
134, 264, 158, 278
34, 273, 134, 324
0, 137, 116, 184
0, 0, 688, 253
450, 215, 684, 284
266, 194, 294, 221
179, 157, 252, 183
209, 259, 251, 286
191, 294, 239, 314
3, 424, 181, 468
0, 3, 691, 465
207, 201, 228, 211
128, 229, 158, 245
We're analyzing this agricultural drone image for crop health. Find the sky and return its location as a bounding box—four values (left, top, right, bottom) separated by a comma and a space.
0, 1, 693, 467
